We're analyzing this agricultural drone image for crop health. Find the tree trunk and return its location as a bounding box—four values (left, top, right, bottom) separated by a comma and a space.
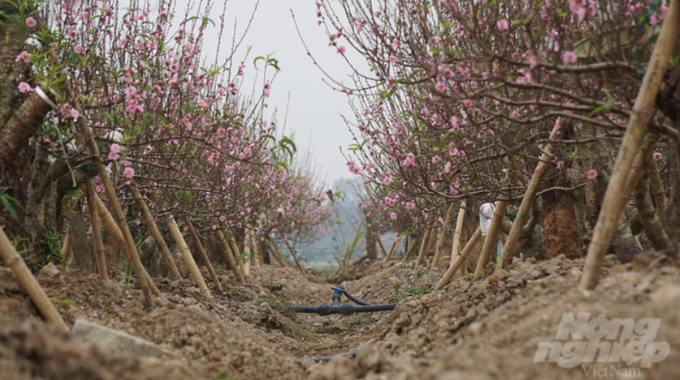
541, 191, 580, 259
633, 169, 669, 251
67, 209, 94, 273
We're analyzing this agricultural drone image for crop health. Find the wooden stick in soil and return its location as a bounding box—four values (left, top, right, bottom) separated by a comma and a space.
435, 226, 482, 289
214, 229, 245, 285
474, 192, 509, 280
498, 123, 562, 270
183, 216, 223, 292
226, 231, 247, 276
580, 0, 679, 290
333, 251, 345, 269
47, 49, 154, 306
0, 227, 68, 331
414, 226, 434, 266
281, 233, 305, 273
450, 200, 467, 265
381, 237, 401, 267
128, 185, 182, 281
92, 194, 162, 297
432, 203, 456, 269
166, 216, 210, 296
61, 230, 71, 263
265, 238, 287, 267
84, 179, 108, 280
242, 229, 251, 275
402, 235, 420, 261
376, 236, 389, 259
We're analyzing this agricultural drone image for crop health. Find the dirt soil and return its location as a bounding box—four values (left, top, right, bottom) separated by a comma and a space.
1, 252, 679, 380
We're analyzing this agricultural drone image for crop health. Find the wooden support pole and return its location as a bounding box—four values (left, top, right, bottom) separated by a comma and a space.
435, 226, 482, 289
402, 234, 420, 261
93, 193, 162, 297
226, 231, 247, 276
166, 216, 210, 296
243, 229, 252, 275
376, 236, 389, 259
265, 238, 287, 267
61, 230, 71, 263
214, 229, 245, 285
432, 203, 456, 269
474, 196, 508, 280
414, 226, 434, 266
450, 201, 467, 265
183, 216, 223, 292
281, 233, 305, 273
333, 251, 345, 269
499, 123, 561, 269
0, 227, 68, 331
85, 179, 108, 280
128, 185, 182, 281
381, 236, 401, 267
580, 0, 679, 290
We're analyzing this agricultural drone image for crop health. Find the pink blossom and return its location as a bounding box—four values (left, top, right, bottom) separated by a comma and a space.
26, 17, 37, 28
15, 51, 30, 63
528, 54, 538, 69
587, 169, 597, 180
385, 197, 395, 206
18, 82, 33, 93
563, 51, 577, 64
405, 202, 415, 210
381, 176, 392, 185
361, 108, 369, 116
462, 99, 473, 107
428, 36, 440, 46
198, 99, 209, 107
390, 212, 397, 220
389, 55, 398, 63
70, 109, 80, 119
653, 152, 663, 161
497, 19, 509, 30
108, 143, 121, 161
123, 167, 135, 178
391, 38, 400, 50
444, 162, 451, 173
337, 46, 346, 54
435, 82, 446, 92
74, 45, 83, 54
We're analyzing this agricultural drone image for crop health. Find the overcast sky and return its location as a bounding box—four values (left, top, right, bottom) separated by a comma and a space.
212, 0, 362, 186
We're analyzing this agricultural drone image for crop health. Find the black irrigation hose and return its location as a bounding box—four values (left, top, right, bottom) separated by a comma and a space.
288, 303, 397, 315
219, 285, 397, 315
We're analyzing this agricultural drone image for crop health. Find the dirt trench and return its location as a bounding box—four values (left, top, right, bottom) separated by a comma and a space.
1, 252, 679, 380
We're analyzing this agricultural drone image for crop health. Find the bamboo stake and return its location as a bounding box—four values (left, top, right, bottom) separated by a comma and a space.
381, 236, 401, 267
85, 179, 108, 280
166, 216, 210, 296
248, 229, 260, 269
61, 230, 71, 263
474, 195, 508, 280
414, 226, 434, 266
402, 234, 420, 261
47, 50, 154, 306
214, 229, 245, 285
265, 238, 287, 267
128, 186, 182, 281
93, 194, 162, 296
432, 203, 456, 269
460, 227, 469, 275
0, 227, 68, 331
242, 229, 251, 275
183, 216, 223, 292
498, 123, 562, 269
281, 233, 305, 273
376, 236, 389, 259
226, 231, 247, 276
580, 0, 679, 290
333, 251, 345, 269
450, 201, 467, 265
435, 226, 482, 289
